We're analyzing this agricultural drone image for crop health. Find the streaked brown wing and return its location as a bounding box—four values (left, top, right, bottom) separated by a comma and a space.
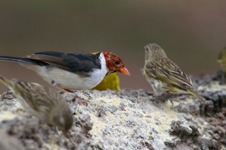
145, 58, 192, 90
16, 82, 54, 112
144, 62, 158, 78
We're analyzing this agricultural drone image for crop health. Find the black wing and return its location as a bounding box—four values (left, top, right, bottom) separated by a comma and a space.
26, 51, 102, 75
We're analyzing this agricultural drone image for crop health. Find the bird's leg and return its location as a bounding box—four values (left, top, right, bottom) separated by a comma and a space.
52, 80, 74, 92
52, 126, 59, 135
75, 95, 88, 106
155, 92, 173, 103
54, 85, 88, 106
221, 71, 226, 85
54, 85, 72, 93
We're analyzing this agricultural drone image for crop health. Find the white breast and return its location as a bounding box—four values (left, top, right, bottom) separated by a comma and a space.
20, 53, 108, 90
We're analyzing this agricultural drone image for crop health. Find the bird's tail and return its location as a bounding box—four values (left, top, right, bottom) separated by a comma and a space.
0, 76, 13, 88
187, 89, 206, 102
0, 56, 48, 66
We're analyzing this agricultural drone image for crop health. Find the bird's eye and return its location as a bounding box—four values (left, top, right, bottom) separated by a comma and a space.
145, 47, 149, 52
114, 60, 120, 65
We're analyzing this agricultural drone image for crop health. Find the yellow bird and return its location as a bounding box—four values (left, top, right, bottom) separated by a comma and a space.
218, 47, 226, 72
91, 52, 121, 91
92, 72, 120, 91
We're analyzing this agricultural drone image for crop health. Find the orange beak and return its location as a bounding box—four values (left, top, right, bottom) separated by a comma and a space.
120, 67, 131, 76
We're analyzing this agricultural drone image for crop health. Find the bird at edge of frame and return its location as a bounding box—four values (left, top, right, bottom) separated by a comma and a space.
0, 75, 73, 135
217, 46, 226, 84
91, 52, 120, 91
142, 43, 206, 103
0, 51, 130, 105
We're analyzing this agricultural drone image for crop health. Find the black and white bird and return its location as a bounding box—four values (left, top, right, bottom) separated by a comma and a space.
0, 51, 130, 104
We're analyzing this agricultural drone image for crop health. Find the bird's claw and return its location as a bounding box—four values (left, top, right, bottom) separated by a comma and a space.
76, 95, 88, 106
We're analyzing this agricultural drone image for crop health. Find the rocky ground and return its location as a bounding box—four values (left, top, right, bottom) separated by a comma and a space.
0, 71, 226, 150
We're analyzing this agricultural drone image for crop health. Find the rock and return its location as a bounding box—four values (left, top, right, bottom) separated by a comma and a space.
0, 71, 226, 150
0, 129, 25, 150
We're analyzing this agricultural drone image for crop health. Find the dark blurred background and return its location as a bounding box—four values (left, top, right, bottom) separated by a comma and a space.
0, 1, 225, 93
